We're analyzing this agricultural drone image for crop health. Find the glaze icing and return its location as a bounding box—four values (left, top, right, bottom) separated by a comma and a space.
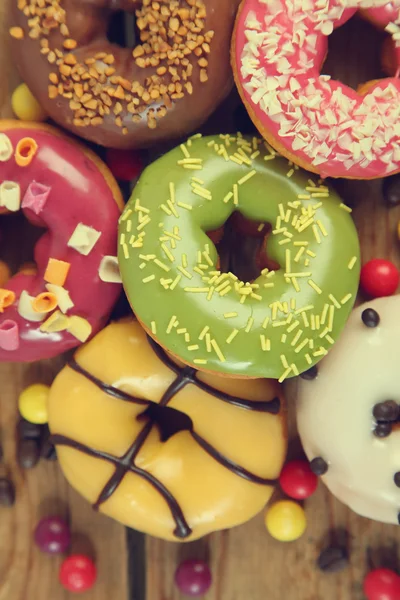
0, 121, 122, 362
118, 134, 360, 380
48, 320, 287, 541
297, 295, 400, 524
234, 0, 400, 178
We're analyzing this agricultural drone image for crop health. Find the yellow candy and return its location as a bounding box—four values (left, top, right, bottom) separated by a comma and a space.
265, 500, 307, 542
19, 384, 50, 424
11, 84, 47, 122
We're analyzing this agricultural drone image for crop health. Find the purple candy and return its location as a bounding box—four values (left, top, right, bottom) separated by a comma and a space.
34, 516, 71, 554
175, 560, 212, 597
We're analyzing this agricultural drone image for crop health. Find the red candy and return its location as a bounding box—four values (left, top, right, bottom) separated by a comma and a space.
279, 460, 318, 500
363, 568, 400, 600
34, 516, 70, 554
106, 149, 143, 181
175, 559, 212, 597
60, 555, 97, 593
360, 259, 399, 298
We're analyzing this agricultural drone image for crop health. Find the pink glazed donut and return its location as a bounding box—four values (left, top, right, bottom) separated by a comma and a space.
233, 0, 400, 179
0, 120, 123, 362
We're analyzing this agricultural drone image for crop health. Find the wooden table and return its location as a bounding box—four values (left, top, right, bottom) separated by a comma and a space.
1, 3, 400, 599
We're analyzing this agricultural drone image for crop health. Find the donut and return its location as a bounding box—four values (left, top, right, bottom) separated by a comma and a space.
0, 120, 123, 362
296, 296, 400, 525
47, 319, 287, 541
10, 0, 239, 149
118, 133, 360, 381
233, 0, 400, 179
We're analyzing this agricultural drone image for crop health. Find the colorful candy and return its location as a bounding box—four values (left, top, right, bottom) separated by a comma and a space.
34, 516, 71, 554
175, 560, 212, 597
59, 555, 97, 593
11, 83, 47, 122
360, 259, 399, 298
265, 500, 307, 542
18, 384, 49, 424
363, 568, 400, 600
279, 460, 318, 500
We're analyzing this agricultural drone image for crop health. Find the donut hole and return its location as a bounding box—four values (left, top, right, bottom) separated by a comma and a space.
209, 213, 279, 284
0, 212, 43, 277
322, 16, 386, 91
138, 403, 193, 442
107, 10, 137, 49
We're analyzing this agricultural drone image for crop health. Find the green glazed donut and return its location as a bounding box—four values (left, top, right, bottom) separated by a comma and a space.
118, 134, 360, 380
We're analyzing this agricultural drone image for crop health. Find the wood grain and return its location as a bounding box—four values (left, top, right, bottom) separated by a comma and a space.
0, 3, 129, 600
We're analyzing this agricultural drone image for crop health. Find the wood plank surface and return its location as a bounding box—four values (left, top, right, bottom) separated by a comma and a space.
0, 3, 129, 600
1, 3, 400, 600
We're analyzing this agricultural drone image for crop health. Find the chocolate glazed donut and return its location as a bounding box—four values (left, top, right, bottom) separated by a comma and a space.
10, 0, 240, 148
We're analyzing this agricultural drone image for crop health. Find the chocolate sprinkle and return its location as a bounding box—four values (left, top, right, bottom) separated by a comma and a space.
51, 335, 282, 539
361, 308, 380, 328
394, 472, 400, 488
299, 365, 318, 380
310, 457, 328, 476
373, 423, 393, 438
373, 401, 399, 423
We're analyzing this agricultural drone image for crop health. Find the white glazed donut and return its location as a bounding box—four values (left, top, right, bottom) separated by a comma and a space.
296, 295, 400, 524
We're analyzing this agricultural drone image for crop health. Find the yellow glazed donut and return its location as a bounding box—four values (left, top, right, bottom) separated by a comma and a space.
48, 320, 287, 541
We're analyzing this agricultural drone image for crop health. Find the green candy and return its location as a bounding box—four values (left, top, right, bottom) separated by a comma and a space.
118, 134, 360, 380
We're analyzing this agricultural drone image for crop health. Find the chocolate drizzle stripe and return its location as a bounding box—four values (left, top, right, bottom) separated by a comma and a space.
68, 359, 150, 406
52, 332, 282, 539
51, 432, 191, 539
147, 335, 281, 414
191, 431, 278, 486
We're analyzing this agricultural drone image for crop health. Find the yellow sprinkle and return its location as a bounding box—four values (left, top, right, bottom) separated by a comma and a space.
177, 328, 187, 335
312, 224, 321, 244
313, 347, 328, 357
264, 154, 275, 161
178, 158, 202, 166
119, 209, 132, 222
169, 274, 182, 290
308, 338, 314, 350
328, 305, 335, 331
319, 327, 329, 338
188, 344, 199, 351
317, 220, 328, 236
177, 266, 192, 279
137, 216, 151, 231
306, 250, 316, 258
321, 304, 329, 325
295, 337, 309, 354
160, 204, 172, 216
263, 282, 275, 289
161, 243, 175, 263
294, 247, 305, 263
126, 220, 132, 233
341, 293, 352, 305
278, 238, 291, 245
166, 315, 177, 333
278, 367, 292, 383
167, 200, 179, 218
123, 244, 129, 259
192, 177, 204, 185
219, 286, 232, 297
310, 314, 316, 330
291, 277, 300, 292
286, 272, 312, 278
199, 325, 210, 340
287, 320, 299, 333
305, 259, 310, 267
281, 333, 287, 343
326, 335, 334, 344
308, 279, 322, 294
194, 359, 207, 365
142, 274, 155, 284
251, 293, 262, 301
339, 203, 352, 213
293, 241, 309, 247
153, 259, 170, 273
290, 298, 296, 310
272, 320, 287, 328
226, 329, 239, 344
297, 194, 310, 200
206, 286, 214, 301
280, 354, 289, 369
238, 170, 256, 185
202, 251, 213, 267
223, 312, 238, 319
240, 294, 247, 304
184, 287, 209, 293
139, 262, 146, 270
119, 233, 126, 246
329, 294, 341, 309
193, 267, 204, 276
278, 204, 285, 219
229, 155, 243, 165
233, 184, 239, 206
223, 191, 233, 204
291, 363, 299, 376
291, 329, 303, 347
192, 187, 212, 201
266, 271, 276, 279
211, 339, 225, 362
180, 144, 190, 158
177, 202, 192, 211
151, 321, 157, 334
262, 316, 270, 329
285, 249, 291, 274
287, 168, 294, 178
301, 312, 309, 328
348, 256, 357, 270
305, 353, 312, 365
251, 150, 260, 159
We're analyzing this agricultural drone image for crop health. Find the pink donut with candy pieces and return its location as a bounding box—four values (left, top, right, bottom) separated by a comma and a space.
233, 0, 400, 179
0, 120, 123, 362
